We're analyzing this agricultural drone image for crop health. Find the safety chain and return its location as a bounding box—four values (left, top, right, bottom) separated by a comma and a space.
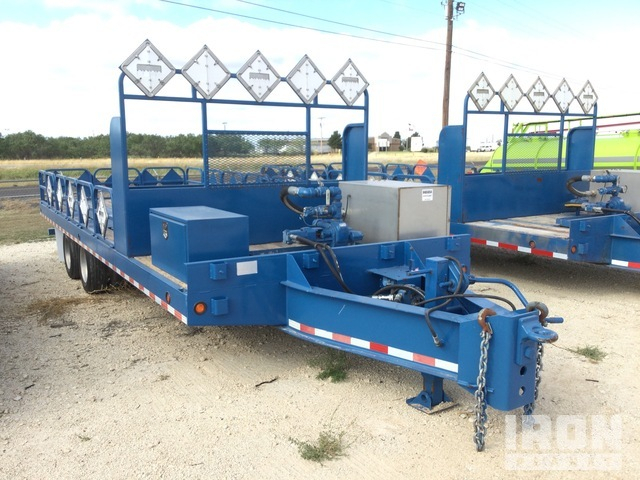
523, 344, 544, 417
523, 302, 549, 418
474, 308, 495, 452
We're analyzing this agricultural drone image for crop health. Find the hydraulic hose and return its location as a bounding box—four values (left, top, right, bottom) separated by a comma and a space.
566, 175, 596, 198
601, 207, 640, 227
416, 293, 517, 311
371, 284, 426, 305
421, 256, 466, 347
290, 235, 353, 293
279, 186, 304, 215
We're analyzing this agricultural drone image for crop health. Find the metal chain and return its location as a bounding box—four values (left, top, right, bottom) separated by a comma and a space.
523, 343, 544, 417
523, 302, 548, 419
474, 328, 491, 451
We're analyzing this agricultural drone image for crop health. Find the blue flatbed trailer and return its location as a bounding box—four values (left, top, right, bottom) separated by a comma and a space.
39, 41, 560, 451
439, 73, 640, 270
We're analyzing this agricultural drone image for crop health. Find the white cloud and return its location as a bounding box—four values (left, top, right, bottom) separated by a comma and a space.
0, 6, 638, 150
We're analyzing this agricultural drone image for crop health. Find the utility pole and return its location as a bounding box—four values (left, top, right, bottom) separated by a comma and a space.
319, 116, 325, 154
442, 1, 465, 128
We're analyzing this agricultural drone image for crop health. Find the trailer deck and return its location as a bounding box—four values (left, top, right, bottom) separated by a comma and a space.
438, 73, 640, 269
468, 214, 570, 238
39, 41, 562, 451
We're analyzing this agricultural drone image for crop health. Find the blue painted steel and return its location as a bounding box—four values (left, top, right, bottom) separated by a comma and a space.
40, 207, 190, 319
282, 255, 556, 410
446, 94, 598, 221
568, 173, 630, 212
342, 122, 368, 180
284, 220, 364, 247
469, 275, 528, 307
110, 71, 368, 258
39, 57, 563, 417
439, 126, 587, 223
406, 374, 451, 411
566, 127, 597, 170
438, 84, 640, 269
149, 206, 249, 282
282, 186, 364, 247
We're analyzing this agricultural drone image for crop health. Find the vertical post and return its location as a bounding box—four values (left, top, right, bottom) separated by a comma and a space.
201, 99, 209, 186
442, 0, 454, 128
406, 373, 452, 412
306, 105, 312, 179
111, 73, 130, 255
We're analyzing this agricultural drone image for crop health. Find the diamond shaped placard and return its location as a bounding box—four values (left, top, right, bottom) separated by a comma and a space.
498, 74, 524, 112
286, 55, 326, 104
96, 191, 108, 237
79, 187, 90, 227
526, 77, 550, 112
576, 80, 598, 114
120, 39, 176, 97
468, 73, 495, 111
56, 178, 63, 210
237, 51, 280, 102
46, 176, 53, 205
553, 79, 574, 113
67, 180, 75, 219
182, 45, 231, 99
331, 59, 368, 106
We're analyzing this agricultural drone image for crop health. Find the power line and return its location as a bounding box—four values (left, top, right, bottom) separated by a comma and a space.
375, 0, 433, 14
494, 0, 587, 38
159, 0, 442, 51
158, 0, 567, 79
233, 0, 445, 46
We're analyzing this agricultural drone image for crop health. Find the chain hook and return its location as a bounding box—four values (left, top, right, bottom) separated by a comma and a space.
477, 307, 496, 334
526, 301, 549, 326
474, 308, 495, 451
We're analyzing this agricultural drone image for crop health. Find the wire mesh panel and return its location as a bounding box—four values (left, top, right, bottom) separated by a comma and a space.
500, 133, 564, 172
206, 132, 308, 184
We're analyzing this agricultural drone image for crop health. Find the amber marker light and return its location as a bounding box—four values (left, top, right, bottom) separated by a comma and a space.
194, 302, 207, 315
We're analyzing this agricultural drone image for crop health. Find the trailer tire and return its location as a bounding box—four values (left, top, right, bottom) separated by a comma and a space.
79, 248, 110, 293
109, 269, 125, 288
63, 235, 81, 279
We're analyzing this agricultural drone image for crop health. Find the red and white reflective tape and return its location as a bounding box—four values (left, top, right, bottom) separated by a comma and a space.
47, 220, 188, 324
471, 238, 568, 260
474, 237, 640, 269
288, 319, 458, 373
611, 259, 640, 270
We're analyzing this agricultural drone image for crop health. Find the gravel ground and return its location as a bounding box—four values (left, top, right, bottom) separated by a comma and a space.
0, 240, 638, 479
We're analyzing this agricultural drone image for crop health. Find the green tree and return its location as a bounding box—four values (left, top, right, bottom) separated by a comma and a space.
328, 131, 342, 151
0, 131, 48, 159
258, 138, 288, 155
258, 137, 305, 156
208, 134, 254, 156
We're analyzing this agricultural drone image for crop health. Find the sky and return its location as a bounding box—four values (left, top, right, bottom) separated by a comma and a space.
1, 0, 639, 147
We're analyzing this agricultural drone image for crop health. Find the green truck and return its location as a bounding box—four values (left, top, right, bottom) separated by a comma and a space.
481, 113, 640, 172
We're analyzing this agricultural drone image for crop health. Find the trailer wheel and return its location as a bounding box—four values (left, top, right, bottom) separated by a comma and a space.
79, 248, 110, 293
63, 235, 81, 279
109, 269, 125, 288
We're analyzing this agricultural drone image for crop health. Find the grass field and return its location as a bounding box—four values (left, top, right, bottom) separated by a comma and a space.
0, 151, 491, 182
0, 152, 492, 245
0, 157, 205, 182
0, 198, 52, 245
